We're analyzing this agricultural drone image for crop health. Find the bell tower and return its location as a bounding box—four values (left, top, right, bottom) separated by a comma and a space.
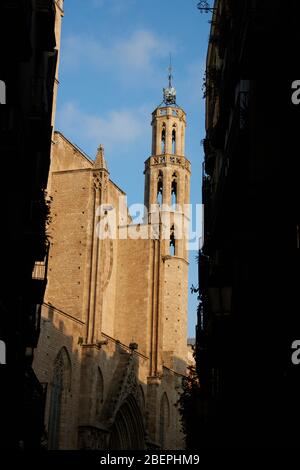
144, 65, 191, 376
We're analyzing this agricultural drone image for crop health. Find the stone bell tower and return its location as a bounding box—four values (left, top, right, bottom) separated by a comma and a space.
144, 66, 191, 376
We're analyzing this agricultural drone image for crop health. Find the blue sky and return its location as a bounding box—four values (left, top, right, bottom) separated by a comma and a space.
56, 0, 210, 337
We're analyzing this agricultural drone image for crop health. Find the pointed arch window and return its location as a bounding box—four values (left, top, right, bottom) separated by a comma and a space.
170, 225, 175, 256
157, 171, 163, 206
48, 347, 72, 449
161, 125, 166, 154
95, 367, 104, 420
171, 172, 177, 206
172, 126, 176, 154
159, 393, 170, 449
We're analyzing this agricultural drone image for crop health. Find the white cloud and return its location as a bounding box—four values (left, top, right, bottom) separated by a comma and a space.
62, 35, 104, 68
61, 29, 173, 82
116, 30, 169, 72
56, 102, 149, 156
180, 60, 206, 106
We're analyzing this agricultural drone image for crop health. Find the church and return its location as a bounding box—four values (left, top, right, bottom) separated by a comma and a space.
33, 0, 191, 451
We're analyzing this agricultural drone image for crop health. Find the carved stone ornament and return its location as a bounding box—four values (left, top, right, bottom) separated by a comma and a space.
93, 173, 102, 191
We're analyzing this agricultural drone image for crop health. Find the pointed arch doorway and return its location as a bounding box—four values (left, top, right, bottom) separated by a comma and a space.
108, 395, 145, 450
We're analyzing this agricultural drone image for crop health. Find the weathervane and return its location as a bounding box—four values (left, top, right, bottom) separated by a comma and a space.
163, 54, 176, 105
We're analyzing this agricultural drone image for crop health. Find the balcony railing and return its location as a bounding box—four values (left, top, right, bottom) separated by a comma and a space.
32, 261, 46, 281
146, 154, 191, 172
32, 243, 49, 281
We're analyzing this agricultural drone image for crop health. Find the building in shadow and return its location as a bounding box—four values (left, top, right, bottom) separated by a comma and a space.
0, 0, 63, 448
196, 0, 300, 448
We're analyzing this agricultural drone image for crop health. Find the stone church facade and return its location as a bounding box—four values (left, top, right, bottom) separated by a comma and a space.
33, 0, 191, 451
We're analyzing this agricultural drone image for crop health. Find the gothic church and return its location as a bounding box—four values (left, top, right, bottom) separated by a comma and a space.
33, 0, 191, 450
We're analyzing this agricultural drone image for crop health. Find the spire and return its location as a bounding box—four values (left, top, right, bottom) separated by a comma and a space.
168, 53, 173, 88
163, 54, 176, 105
94, 144, 108, 171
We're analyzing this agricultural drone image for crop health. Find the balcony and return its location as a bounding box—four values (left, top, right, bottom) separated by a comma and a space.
32, 241, 49, 279
32, 260, 47, 281
31, 244, 49, 304
147, 154, 191, 172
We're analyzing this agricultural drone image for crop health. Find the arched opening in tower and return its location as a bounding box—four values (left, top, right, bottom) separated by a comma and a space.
157, 171, 163, 205
172, 127, 176, 154
171, 174, 177, 206
170, 225, 175, 256
161, 126, 166, 154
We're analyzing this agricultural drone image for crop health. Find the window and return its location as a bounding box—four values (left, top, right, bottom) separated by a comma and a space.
171, 173, 177, 206
172, 126, 176, 154
0, 79, 6, 104
159, 393, 170, 449
157, 171, 163, 205
48, 347, 71, 449
0, 340, 6, 365
170, 225, 175, 256
95, 367, 104, 420
161, 126, 166, 154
